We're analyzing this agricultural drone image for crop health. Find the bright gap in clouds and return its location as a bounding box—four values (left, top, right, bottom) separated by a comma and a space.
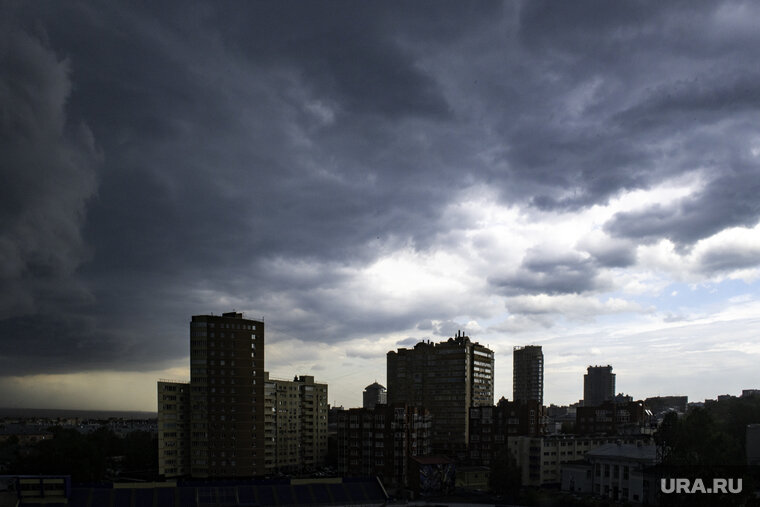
284, 177, 760, 407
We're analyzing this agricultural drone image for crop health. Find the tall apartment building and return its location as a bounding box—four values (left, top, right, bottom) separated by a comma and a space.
158, 312, 329, 478
513, 345, 543, 405
158, 381, 191, 476
337, 404, 431, 489
387, 331, 494, 458
584, 365, 615, 407
363, 382, 387, 409
189, 312, 266, 477
264, 374, 329, 473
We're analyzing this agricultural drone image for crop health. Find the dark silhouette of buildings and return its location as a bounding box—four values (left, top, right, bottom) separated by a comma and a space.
189, 312, 266, 477
158, 381, 191, 476
158, 312, 266, 478
513, 345, 543, 405
468, 397, 545, 466
387, 332, 493, 459
337, 404, 431, 489
584, 365, 615, 407
575, 400, 647, 435
263, 374, 329, 473
643, 395, 687, 416
159, 313, 329, 478
362, 382, 387, 409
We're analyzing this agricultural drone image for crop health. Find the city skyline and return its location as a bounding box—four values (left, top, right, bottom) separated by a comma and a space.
4, 2, 760, 412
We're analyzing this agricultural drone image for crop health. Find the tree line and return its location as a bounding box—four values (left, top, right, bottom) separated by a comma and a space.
1, 425, 158, 482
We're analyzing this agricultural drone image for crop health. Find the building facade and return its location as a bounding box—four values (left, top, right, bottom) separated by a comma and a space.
468, 398, 545, 466
337, 404, 431, 489
188, 312, 266, 478
363, 382, 387, 410
575, 400, 648, 435
264, 374, 328, 473
643, 395, 688, 417
509, 434, 653, 486
158, 380, 191, 477
296, 375, 329, 469
387, 332, 494, 458
158, 312, 329, 478
584, 365, 616, 407
513, 345, 543, 405
561, 442, 658, 503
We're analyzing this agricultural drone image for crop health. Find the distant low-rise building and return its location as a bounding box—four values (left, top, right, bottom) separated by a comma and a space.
0, 426, 54, 447
644, 395, 688, 416
561, 442, 657, 503
509, 434, 653, 486
576, 401, 649, 435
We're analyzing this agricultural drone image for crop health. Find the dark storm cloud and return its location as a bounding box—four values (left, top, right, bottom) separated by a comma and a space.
0, 24, 99, 321
490, 250, 604, 295
605, 170, 760, 246
4, 1, 760, 378
2, 1, 499, 375
490, 0, 760, 223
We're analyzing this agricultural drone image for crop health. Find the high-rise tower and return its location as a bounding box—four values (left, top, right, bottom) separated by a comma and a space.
362, 382, 387, 410
513, 345, 543, 405
583, 365, 615, 407
387, 331, 494, 458
189, 312, 265, 477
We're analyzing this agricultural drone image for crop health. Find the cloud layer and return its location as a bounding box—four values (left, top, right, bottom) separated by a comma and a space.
3, 2, 760, 408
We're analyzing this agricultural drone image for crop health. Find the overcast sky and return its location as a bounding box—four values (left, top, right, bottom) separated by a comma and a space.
3, 1, 760, 411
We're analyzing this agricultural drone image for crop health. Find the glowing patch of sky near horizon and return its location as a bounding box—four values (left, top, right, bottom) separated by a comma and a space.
0, 364, 189, 411
39, 174, 755, 411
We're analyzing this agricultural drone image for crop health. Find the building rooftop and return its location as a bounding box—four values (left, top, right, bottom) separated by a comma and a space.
587, 442, 657, 462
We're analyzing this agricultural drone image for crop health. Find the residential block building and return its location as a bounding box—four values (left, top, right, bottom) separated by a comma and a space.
508, 434, 653, 486
264, 374, 328, 473
468, 398, 545, 465
188, 312, 266, 478
157, 312, 266, 478
584, 365, 616, 407
575, 400, 648, 435
159, 312, 328, 478
387, 332, 494, 458
561, 442, 658, 503
362, 382, 387, 409
337, 404, 431, 489
513, 345, 543, 405
157, 380, 191, 477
